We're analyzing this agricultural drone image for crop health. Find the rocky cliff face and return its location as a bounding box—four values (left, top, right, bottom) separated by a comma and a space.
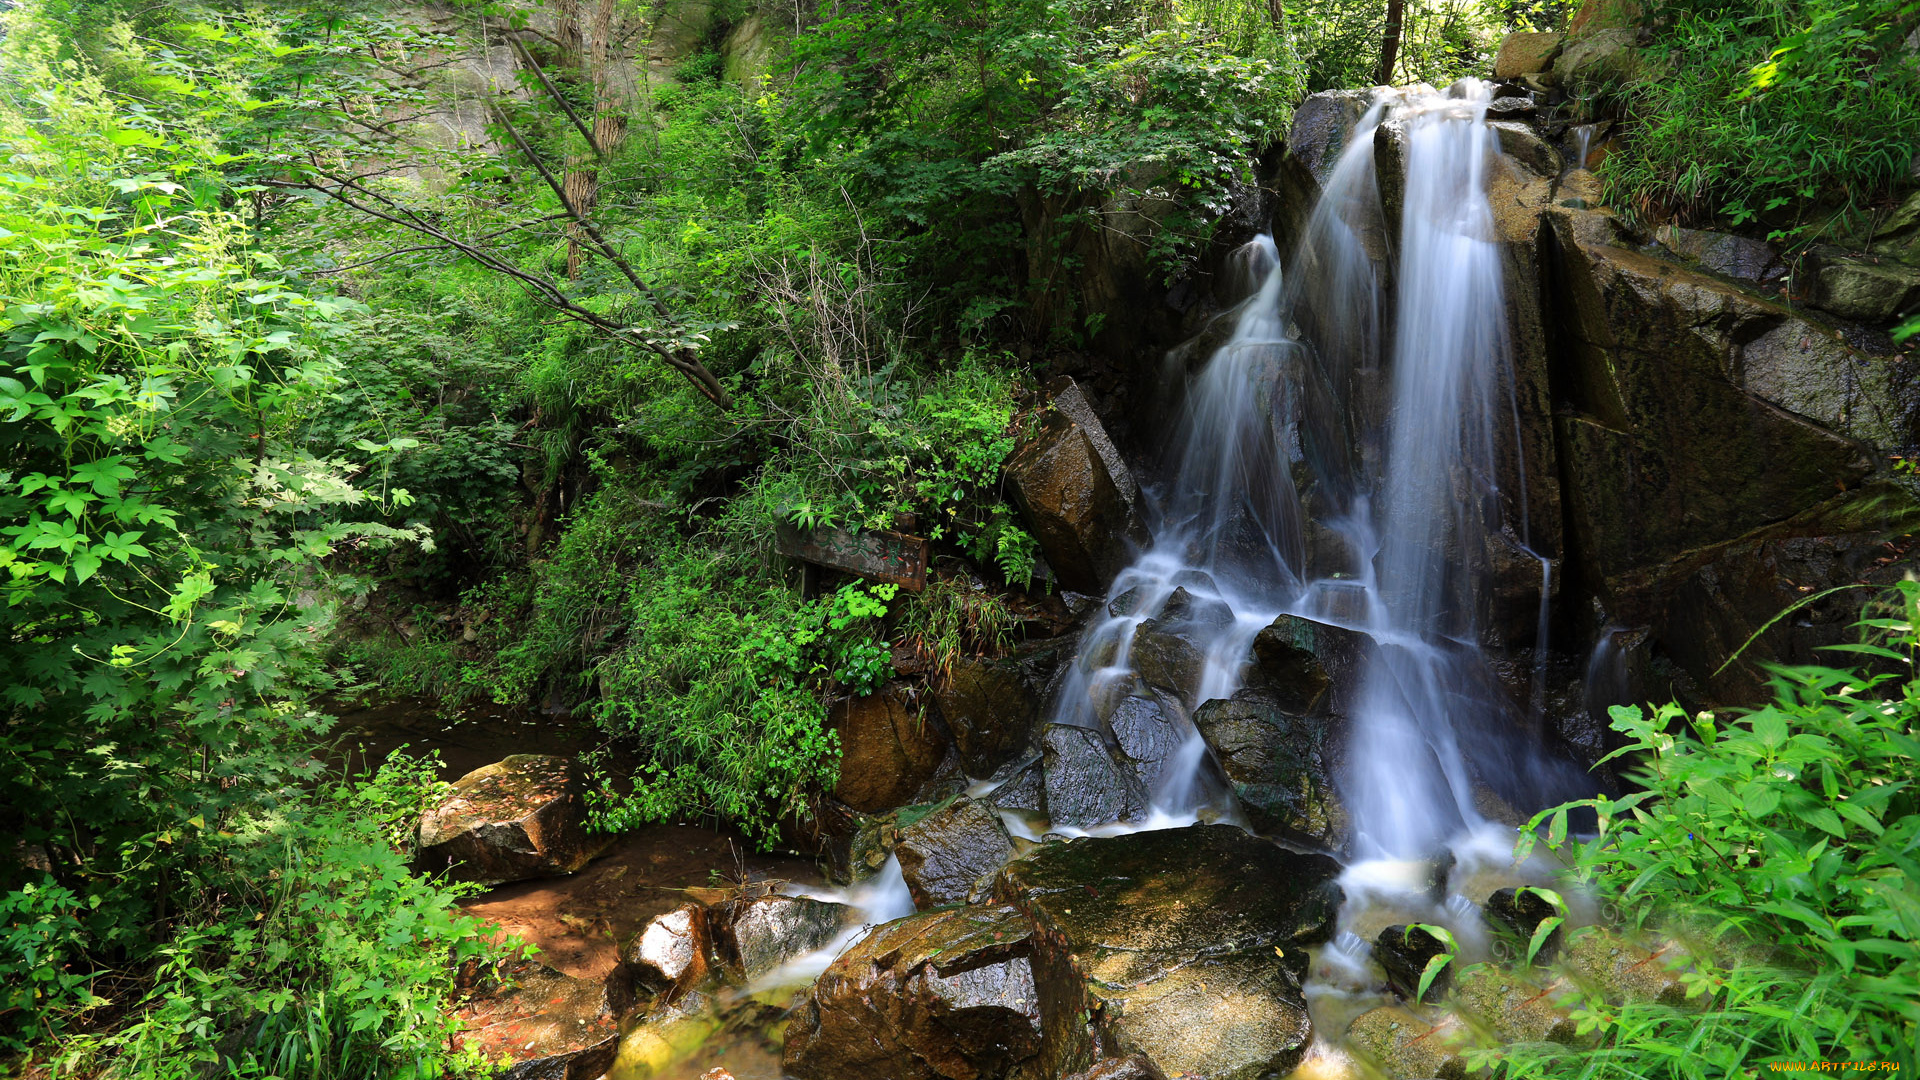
1274, 77, 1920, 709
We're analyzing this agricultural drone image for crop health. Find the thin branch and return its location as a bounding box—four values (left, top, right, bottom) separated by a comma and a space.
504, 33, 603, 157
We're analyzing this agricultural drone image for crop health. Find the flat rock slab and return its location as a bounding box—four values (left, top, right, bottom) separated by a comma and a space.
785, 904, 1043, 1080
418, 755, 608, 886
993, 824, 1343, 1080
452, 957, 619, 1080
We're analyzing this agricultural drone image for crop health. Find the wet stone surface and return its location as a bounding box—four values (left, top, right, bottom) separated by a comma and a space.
713, 895, 850, 982
992, 824, 1342, 1080
1193, 690, 1347, 850
452, 955, 620, 1080
416, 755, 608, 886
895, 797, 1016, 908
784, 904, 1043, 1080
1040, 723, 1150, 829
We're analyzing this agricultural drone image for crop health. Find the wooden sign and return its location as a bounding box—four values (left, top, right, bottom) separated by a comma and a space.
775, 522, 929, 592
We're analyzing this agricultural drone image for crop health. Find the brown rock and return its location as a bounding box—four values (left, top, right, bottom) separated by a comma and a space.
452, 956, 619, 1080
933, 654, 1044, 778
784, 905, 1043, 1080
1562, 927, 1689, 1005
1451, 965, 1588, 1046
830, 685, 948, 813
416, 755, 608, 886
1567, 0, 1644, 34
1494, 31, 1564, 77
1007, 385, 1151, 594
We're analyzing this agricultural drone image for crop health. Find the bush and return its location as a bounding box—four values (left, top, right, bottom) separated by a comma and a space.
1493, 583, 1920, 1075
1601, 0, 1920, 236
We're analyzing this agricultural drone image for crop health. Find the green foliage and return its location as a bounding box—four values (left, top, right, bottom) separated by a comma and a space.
0, 880, 98, 1053
1497, 583, 1920, 1075
53, 786, 505, 1079
1601, 0, 1920, 235
344, 747, 458, 853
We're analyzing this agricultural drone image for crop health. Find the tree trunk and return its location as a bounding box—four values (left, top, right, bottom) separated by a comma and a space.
1376, 0, 1405, 86
560, 0, 627, 280
1267, 0, 1285, 28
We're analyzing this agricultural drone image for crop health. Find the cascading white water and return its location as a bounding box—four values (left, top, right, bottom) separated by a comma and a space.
1038, 82, 1588, 869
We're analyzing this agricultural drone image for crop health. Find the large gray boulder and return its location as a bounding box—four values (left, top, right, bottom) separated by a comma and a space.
712, 895, 850, 981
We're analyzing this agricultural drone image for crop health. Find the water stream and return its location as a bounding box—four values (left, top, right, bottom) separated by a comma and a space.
1036, 79, 1595, 1068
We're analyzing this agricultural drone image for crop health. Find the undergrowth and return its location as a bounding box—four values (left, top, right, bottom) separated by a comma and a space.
1485, 582, 1920, 1075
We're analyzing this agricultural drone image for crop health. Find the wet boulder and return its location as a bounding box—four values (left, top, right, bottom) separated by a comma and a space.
986, 756, 1049, 818
1041, 723, 1150, 829
933, 654, 1045, 778
1376, 924, 1457, 1002
1193, 690, 1346, 849
830, 684, 948, 813
713, 895, 850, 981
784, 905, 1043, 1080
416, 755, 607, 886
1007, 384, 1151, 595
1555, 27, 1643, 96
992, 825, 1342, 1079
1484, 886, 1566, 962
1344, 1006, 1470, 1080
895, 797, 1016, 908
1106, 692, 1186, 793
451, 956, 620, 1080
1240, 615, 1341, 714
1129, 587, 1234, 700
616, 903, 712, 1003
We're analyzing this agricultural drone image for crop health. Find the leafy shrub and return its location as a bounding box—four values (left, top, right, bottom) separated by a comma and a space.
0, 880, 98, 1053
1495, 582, 1920, 1075
1601, 0, 1920, 235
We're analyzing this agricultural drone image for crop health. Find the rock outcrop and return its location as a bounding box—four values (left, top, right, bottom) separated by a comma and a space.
829, 685, 948, 813
784, 905, 1043, 1080
992, 825, 1341, 1079
1007, 378, 1151, 594
416, 755, 607, 885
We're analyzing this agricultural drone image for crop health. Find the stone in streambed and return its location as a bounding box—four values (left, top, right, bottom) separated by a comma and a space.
416, 755, 608, 886
1810, 251, 1920, 323
784, 904, 1043, 1080
616, 903, 712, 1003
1561, 926, 1689, 1005
1484, 886, 1566, 962
895, 797, 1015, 908
712, 895, 850, 981
1041, 723, 1150, 829
1450, 966, 1588, 1047
452, 955, 620, 1080
1344, 1006, 1471, 1080
1376, 924, 1457, 1002
1193, 690, 1346, 849
992, 824, 1341, 1079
